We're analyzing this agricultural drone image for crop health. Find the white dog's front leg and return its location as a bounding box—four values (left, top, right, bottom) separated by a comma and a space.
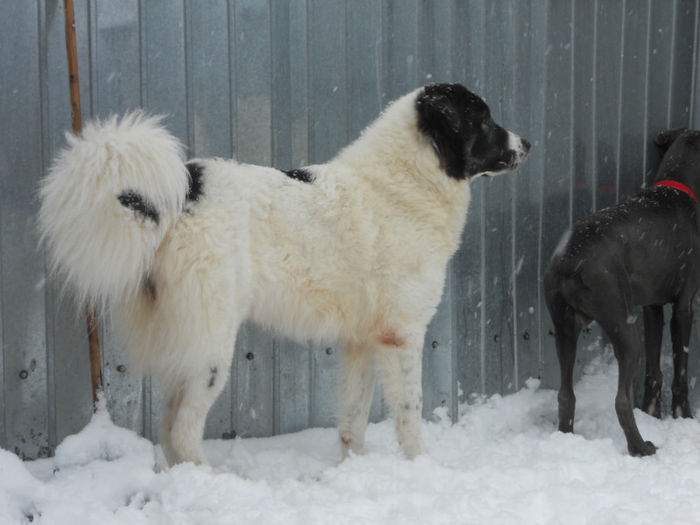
338, 342, 376, 458
377, 342, 424, 459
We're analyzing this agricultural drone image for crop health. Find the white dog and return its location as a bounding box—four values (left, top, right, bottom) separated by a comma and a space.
39, 83, 529, 465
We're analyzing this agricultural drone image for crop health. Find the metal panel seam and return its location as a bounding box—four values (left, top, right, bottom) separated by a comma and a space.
689, 0, 699, 126
38, 0, 56, 453
591, 0, 599, 211
667, 0, 679, 128
642, 0, 652, 182
615, 0, 627, 204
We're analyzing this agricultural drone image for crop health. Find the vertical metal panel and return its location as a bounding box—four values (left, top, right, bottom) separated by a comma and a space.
647, 1, 675, 168
382, 0, 418, 101
694, 0, 700, 129
43, 0, 94, 449
346, 0, 383, 139
0, 1, 49, 459
595, 0, 624, 210
619, 1, 651, 198
275, 338, 311, 435
512, 0, 542, 388
142, 0, 187, 139
483, 1, 516, 395
233, 0, 272, 165
669, 1, 696, 127
3, 0, 700, 456
572, 0, 595, 221
528, 0, 549, 389
233, 323, 275, 437
308, 0, 348, 163
289, 0, 310, 169
185, 0, 231, 158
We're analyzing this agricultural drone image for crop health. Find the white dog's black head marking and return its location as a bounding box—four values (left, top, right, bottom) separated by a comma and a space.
186, 162, 205, 202
118, 190, 160, 224
416, 83, 530, 180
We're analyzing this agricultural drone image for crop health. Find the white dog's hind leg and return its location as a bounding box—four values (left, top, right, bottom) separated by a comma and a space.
377, 342, 424, 459
160, 384, 184, 466
338, 342, 376, 458
168, 353, 233, 465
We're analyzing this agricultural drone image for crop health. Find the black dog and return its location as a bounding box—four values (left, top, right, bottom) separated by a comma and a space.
544, 128, 700, 456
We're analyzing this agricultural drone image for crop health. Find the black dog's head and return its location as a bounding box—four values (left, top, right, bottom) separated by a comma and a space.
654, 128, 700, 156
654, 128, 690, 155
416, 83, 530, 180
653, 128, 700, 189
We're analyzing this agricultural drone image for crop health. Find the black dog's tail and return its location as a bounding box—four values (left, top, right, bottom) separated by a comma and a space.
38, 112, 190, 309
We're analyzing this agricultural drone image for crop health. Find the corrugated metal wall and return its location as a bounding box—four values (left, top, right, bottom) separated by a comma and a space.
1, 0, 699, 459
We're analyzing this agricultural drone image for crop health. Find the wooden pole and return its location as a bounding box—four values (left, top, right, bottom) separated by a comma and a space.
63, 0, 103, 407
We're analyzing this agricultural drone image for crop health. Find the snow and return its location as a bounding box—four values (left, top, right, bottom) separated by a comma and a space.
4, 352, 700, 525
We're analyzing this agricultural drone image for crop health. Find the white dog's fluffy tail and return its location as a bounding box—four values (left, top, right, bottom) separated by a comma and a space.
39, 112, 189, 308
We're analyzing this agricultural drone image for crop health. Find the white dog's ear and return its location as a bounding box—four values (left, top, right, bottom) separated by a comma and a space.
654, 128, 687, 155
416, 84, 468, 180
416, 85, 463, 135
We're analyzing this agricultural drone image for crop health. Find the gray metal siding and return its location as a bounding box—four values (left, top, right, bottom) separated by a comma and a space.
1, 0, 699, 458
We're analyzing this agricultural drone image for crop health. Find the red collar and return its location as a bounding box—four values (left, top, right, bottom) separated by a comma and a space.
653, 180, 698, 203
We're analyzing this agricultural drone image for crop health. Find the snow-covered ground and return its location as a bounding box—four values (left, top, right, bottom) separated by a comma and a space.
3, 351, 700, 525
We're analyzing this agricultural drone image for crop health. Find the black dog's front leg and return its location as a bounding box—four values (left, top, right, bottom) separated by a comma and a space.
642, 305, 664, 418
671, 303, 693, 418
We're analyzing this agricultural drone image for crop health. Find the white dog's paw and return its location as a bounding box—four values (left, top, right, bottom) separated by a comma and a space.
339, 431, 364, 460
399, 436, 424, 460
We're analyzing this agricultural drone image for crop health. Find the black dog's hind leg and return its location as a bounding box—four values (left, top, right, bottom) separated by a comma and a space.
598, 314, 656, 456
642, 305, 664, 418
671, 301, 693, 418
546, 290, 583, 433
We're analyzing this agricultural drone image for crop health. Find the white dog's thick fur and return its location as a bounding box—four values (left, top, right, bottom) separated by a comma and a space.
39, 84, 528, 465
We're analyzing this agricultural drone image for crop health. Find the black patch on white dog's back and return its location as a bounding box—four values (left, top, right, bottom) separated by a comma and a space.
186, 162, 205, 202
118, 190, 160, 224
283, 168, 314, 183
